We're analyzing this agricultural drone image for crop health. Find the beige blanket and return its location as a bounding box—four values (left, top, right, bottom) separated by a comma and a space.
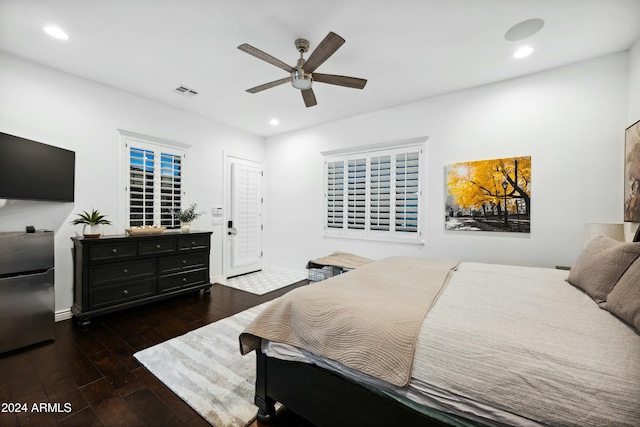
240, 257, 459, 387
305, 251, 374, 270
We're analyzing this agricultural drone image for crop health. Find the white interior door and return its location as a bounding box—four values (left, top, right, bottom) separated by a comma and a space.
225, 157, 263, 278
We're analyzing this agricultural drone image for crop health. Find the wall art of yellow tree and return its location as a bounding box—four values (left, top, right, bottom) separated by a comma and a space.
445, 156, 531, 232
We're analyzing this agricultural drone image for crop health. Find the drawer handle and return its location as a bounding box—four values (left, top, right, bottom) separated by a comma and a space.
156, 244, 161, 249
191, 241, 196, 246
182, 260, 187, 264
122, 289, 129, 296
112, 248, 118, 254
123, 269, 129, 274
182, 278, 187, 283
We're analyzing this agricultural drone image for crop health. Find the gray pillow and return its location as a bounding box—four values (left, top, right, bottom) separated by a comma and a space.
603, 259, 640, 332
567, 236, 640, 303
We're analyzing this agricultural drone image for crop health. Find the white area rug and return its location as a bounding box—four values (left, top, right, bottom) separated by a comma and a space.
134, 303, 270, 427
217, 270, 306, 295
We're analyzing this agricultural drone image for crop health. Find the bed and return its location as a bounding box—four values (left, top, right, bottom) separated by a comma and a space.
239, 238, 640, 426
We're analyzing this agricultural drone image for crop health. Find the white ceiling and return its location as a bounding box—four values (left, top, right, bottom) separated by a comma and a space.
1, 0, 639, 138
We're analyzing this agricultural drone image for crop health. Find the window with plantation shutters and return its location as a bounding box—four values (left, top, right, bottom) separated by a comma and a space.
120, 131, 188, 229
324, 139, 424, 243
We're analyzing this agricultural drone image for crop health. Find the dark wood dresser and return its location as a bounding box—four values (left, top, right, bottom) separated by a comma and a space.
71, 231, 213, 325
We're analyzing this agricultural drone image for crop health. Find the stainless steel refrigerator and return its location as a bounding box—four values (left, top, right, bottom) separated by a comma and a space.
0, 230, 55, 353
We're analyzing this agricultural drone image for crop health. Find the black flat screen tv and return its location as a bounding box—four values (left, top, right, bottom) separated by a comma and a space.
0, 131, 75, 202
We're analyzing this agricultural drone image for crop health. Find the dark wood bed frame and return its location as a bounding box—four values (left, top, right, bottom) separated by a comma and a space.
253, 349, 452, 426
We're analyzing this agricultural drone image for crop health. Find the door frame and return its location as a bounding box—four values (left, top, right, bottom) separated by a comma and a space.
222, 152, 263, 279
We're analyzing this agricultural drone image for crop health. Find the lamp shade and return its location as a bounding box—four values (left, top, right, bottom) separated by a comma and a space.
583, 223, 625, 248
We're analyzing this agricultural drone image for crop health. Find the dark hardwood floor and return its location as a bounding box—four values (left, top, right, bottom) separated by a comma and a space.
0, 282, 316, 427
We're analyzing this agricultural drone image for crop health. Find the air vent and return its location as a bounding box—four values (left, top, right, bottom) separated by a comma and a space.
173, 86, 199, 97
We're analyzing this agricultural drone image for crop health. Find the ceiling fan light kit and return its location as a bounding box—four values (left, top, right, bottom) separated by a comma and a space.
291, 71, 313, 90
238, 31, 367, 107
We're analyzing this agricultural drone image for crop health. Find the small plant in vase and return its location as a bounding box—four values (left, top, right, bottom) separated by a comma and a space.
173, 203, 205, 233
71, 208, 112, 237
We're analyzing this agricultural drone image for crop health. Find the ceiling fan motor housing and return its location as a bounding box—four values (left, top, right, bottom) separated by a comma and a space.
291, 69, 312, 90
291, 39, 312, 89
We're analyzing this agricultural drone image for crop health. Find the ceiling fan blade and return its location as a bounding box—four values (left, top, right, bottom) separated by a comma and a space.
238, 43, 295, 73
313, 73, 367, 89
246, 77, 290, 94
301, 88, 317, 107
303, 32, 345, 73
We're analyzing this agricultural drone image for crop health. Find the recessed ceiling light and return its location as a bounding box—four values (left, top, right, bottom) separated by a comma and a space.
269, 118, 279, 126
513, 46, 534, 59
43, 26, 69, 40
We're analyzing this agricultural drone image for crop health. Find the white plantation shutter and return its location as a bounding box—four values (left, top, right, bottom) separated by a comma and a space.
324, 141, 424, 243
395, 151, 419, 233
129, 147, 155, 227
326, 160, 344, 229
347, 157, 367, 230
370, 154, 391, 231
124, 136, 186, 228
159, 152, 182, 228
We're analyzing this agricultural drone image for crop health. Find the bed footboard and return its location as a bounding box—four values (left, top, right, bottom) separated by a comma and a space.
254, 349, 450, 426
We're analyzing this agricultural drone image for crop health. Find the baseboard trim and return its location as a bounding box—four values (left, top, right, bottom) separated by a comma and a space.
211, 274, 224, 284
55, 308, 73, 322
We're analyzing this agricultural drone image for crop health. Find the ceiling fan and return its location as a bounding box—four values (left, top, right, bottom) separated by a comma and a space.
238, 32, 367, 107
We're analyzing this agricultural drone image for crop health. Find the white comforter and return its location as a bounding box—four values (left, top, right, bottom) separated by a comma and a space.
265, 262, 640, 426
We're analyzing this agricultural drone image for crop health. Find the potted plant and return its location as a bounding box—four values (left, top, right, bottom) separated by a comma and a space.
71, 208, 112, 237
173, 203, 205, 233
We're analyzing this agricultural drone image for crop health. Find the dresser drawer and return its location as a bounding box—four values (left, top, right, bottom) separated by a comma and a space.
159, 253, 207, 274
89, 278, 156, 310
89, 243, 138, 262
159, 269, 208, 293
89, 259, 156, 287
139, 239, 177, 256
178, 235, 209, 251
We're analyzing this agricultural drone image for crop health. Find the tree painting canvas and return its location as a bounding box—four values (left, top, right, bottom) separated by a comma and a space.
625, 120, 640, 222
446, 156, 531, 233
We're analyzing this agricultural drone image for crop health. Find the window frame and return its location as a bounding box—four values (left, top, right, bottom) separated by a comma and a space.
322, 138, 426, 244
118, 130, 191, 230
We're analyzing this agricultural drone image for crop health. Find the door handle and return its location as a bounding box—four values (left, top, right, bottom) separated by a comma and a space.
227, 227, 238, 236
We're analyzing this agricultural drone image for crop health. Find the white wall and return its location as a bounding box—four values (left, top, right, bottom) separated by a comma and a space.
0, 52, 265, 316
264, 53, 629, 273
629, 38, 640, 123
